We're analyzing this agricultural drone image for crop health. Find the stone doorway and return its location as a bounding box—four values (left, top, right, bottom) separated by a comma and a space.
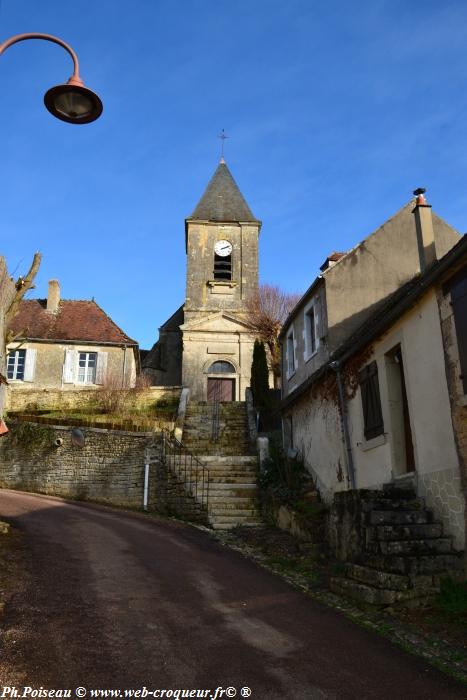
385, 345, 415, 475
207, 377, 235, 402
206, 360, 236, 402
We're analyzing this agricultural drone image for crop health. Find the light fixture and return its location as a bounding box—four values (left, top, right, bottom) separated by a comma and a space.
0, 32, 103, 124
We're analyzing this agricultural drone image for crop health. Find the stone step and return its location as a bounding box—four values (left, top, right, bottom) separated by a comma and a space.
345, 564, 434, 592
208, 487, 257, 497
211, 521, 263, 530
373, 537, 453, 556
330, 576, 438, 608
361, 498, 425, 512
208, 503, 259, 513
364, 552, 464, 576
368, 510, 433, 525
201, 456, 257, 465
366, 522, 443, 542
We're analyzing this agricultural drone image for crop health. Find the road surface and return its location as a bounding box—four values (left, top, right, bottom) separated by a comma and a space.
0, 490, 465, 699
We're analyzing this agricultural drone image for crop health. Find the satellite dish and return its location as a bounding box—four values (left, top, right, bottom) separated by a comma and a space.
71, 428, 85, 448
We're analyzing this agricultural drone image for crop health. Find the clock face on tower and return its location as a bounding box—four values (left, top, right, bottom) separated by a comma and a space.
214, 240, 232, 257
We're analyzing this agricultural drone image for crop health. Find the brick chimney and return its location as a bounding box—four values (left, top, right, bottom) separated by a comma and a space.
46, 279, 61, 313
412, 188, 436, 272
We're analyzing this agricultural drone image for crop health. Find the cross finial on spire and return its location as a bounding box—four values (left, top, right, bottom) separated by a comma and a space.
218, 128, 228, 163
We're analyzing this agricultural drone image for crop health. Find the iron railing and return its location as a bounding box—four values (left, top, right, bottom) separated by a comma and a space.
161, 430, 210, 510
211, 400, 220, 442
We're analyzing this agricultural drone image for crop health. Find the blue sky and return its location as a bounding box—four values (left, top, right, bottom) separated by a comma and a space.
1, 1, 467, 348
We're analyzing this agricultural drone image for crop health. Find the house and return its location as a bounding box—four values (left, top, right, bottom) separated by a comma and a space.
279, 191, 466, 551
143, 159, 260, 401
6, 279, 139, 405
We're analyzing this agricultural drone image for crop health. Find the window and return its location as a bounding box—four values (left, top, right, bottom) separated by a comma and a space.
7, 349, 26, 380
208, 361, 235, 374
286, 330, 296, 376
359, 361, 384, 440
304, 303, 319, 359
77, 352, 97, 384
213, 253, 232, 280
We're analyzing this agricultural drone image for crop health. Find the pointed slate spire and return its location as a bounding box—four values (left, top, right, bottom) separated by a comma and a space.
188, 161, 259, 223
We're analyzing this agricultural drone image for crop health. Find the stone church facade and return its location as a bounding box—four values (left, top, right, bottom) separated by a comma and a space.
143, 160, 261, 401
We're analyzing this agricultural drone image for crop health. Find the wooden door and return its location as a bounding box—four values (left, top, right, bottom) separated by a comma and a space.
207, 378, 235, 402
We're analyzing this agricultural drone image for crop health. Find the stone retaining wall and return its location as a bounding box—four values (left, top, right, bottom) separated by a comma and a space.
6, 386, 182, 412
0, 419, 206, 522
0, 421, 156, 508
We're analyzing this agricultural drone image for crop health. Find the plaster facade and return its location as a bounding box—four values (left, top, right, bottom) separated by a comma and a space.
6, 341, 138, 393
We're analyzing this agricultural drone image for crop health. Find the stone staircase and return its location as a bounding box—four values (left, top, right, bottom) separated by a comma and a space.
330, 487, 464, 608
182, 401, 261, 529
183, 401, 253, 456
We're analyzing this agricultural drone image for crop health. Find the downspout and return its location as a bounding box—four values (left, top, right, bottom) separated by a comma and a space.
143, 448, 150, 512
122, 344, 127, 388
329, 360, 356, 490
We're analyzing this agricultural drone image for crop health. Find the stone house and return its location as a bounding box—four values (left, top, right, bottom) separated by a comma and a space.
6, 279, 139, 403
279, 192, 466, 550
143, 159, 260, 401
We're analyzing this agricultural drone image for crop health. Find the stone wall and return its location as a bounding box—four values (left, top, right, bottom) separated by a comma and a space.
0, 421, 154, 508
6, 386, 181, 412
0, 416, 206, 523
438, 279, 467, 568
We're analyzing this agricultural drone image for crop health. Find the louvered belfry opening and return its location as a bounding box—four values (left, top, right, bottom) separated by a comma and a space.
213, 252, 232, 280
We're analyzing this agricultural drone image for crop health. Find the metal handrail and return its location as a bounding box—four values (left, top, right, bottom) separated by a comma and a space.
211, 399, 220, 441
161, 429, 210, 510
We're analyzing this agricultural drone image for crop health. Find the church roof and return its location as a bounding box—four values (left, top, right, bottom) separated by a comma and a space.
188, 161, 259, 223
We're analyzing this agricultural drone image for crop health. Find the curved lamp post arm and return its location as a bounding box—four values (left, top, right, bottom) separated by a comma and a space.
0, 32, 82, 84
0, 32, 102, 124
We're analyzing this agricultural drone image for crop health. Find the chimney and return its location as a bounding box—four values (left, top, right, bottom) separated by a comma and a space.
319, 252, 346, 272
412, 188, 436, 272
47, 279, 61, 313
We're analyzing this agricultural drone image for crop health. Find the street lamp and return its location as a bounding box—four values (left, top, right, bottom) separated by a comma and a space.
0, 32, 103, 124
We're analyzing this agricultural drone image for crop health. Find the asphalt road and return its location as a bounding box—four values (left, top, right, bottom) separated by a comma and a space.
0, 490, 465, 699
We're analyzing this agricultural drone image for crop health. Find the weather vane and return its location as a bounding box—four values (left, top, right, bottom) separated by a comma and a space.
218, 128, 229, 161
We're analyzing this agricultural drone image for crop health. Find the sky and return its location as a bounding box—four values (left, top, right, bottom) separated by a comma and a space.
1, 0, 467, 348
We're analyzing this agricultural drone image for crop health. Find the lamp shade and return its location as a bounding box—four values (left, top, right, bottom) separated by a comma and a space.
44, 83, 103, 124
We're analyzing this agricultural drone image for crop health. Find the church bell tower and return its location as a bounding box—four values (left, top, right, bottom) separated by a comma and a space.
181, 159, 262, 401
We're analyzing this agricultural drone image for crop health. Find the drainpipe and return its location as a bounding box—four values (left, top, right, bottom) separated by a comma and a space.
122, 345, 127, 388
329, 360, 356, 490
143, 458, 150, 511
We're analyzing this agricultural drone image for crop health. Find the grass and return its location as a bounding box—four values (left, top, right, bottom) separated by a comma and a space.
433, 577, 467, 626
8, 399, 179, 433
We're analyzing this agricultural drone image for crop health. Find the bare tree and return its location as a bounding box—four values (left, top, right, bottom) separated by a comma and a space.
1, 252, 42, 382
246, 283, 301, 387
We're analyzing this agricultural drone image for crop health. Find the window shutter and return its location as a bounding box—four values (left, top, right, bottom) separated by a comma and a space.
316, 295, 326, 340
63, 349, 75, 384
23, 348, 37, 382
96, 352, 108, 385
359, 361, 384, 440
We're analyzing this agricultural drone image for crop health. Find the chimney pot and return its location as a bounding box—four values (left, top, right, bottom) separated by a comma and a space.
47, 279, 61, 314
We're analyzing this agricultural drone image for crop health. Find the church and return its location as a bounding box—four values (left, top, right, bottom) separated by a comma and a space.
143, 159, 261, 402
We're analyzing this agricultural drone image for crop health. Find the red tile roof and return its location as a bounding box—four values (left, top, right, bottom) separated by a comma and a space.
9, 299, 137, 345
